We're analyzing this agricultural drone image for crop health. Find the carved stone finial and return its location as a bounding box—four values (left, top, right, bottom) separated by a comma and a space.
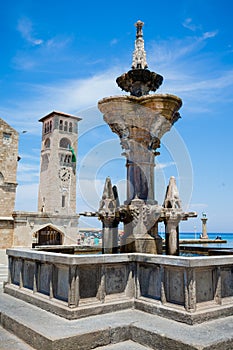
163, 176, 182, 210
116, 20, 163, 96
101, 176, 114, 201
135, 20, 144, 38
132, 20, 148, 70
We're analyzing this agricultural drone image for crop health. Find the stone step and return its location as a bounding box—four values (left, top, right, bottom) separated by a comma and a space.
1, 291, 233, 350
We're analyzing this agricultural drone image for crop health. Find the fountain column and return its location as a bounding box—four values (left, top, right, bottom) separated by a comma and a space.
98, 21, 182, 254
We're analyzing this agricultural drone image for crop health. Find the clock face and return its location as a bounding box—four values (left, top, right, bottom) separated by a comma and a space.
59, 167, 71, 182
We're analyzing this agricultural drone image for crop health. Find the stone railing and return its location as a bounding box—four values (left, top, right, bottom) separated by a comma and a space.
4, 248, 233, 324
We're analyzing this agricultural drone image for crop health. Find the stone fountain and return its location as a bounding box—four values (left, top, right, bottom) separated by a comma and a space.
3, 22, 233, 350
98, 20, 196, 255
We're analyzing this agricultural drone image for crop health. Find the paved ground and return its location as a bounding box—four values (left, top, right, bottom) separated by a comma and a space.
0, 263, 8, 290
0, 254, 36, 349
0, 325, 35, 350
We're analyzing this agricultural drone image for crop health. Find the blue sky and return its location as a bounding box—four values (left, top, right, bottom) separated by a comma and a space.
1, 0, 233, 233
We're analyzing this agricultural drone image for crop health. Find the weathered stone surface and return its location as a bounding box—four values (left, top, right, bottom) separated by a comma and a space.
5, 249, 233, 324
38, 111, 81, 215
0, 119, 18, 249
12, 211, 79, 247
2, 293, 233, 350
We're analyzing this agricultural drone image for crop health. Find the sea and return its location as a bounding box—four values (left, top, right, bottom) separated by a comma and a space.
160, 232, 233, 249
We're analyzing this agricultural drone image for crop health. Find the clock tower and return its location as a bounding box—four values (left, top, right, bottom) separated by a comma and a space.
38, 111, 81, 215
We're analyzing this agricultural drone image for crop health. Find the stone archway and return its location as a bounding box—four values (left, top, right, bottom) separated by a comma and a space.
36, 226, 63, 246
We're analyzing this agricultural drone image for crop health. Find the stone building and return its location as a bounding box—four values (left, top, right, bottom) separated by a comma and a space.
0, 111, 81, 248
37, 111, 81, 215
13, 111, 81, 247
0, 118, 19, 248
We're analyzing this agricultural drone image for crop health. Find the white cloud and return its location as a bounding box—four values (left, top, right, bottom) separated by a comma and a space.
202, 31, 218, 39
17, 17, 43, 46
156, 161, 175, 169
182, 18, 201, 32
110, 38, 118, 46
182, 18, 218, 40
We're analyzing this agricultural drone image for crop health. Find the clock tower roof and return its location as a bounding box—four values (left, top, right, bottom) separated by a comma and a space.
39, 110, 82, 123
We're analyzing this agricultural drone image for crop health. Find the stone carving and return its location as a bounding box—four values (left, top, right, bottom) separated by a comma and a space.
161, 176, 197, 255
98, 21, 196, 255
98, 177, 120, 254
116, 21, 163, 97
132, 20, 148, 70
163, 176, 182, 210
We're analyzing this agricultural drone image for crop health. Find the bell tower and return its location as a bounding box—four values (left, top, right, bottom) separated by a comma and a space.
38, 111, 81, 215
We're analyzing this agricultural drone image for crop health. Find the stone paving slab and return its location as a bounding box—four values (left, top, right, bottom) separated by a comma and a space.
0, 250, 8, 265
96, 340, 152, 349
1, 290, 233, 349
0, 262, 8, 290
0, 325, 35, 349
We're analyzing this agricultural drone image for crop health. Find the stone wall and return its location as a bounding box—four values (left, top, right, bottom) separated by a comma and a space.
0, 119, 18, 216
5, 250, 233, 324
12, 211, 79, 247
0, 219, 14, 248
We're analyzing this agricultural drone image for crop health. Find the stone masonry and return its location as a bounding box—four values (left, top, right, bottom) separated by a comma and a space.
0, 118, 18, 248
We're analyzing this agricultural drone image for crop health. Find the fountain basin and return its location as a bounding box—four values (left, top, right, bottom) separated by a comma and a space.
4, 248, 233, 324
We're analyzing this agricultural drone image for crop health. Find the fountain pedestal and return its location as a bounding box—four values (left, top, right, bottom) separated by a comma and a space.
98, 20, 196, 254
98, 95, 182, 253
98, 21, 182, 254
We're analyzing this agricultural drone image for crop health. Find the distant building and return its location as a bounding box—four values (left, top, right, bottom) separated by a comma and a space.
0, 118, 19, 248
0, 111, 82, 248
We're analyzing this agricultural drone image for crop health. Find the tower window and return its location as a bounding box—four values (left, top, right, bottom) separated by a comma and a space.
44, 138, 50, 148
60, 137, 71, 149
62, 195, 66, 208
3, 132, 11, 141
44, 121, 52, 134
64, 155, 71, 163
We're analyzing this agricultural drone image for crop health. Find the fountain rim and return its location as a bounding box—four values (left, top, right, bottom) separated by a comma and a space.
98, 93, 182, 108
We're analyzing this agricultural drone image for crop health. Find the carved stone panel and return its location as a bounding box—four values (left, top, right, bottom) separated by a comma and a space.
12, 258, 22, 286
165, 267, 184, 305
139, 263, 161, 300
23, 260, 34, 290
38, 263, 51, 296
221, 268, 233, 298
105, 265, 127, 295
79, 265, 100, 299
196, 269, 215, 303
54, 265, 69, 302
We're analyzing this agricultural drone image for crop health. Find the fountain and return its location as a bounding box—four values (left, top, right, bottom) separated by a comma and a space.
3, 21, 233, 350
98, 20, 196, 255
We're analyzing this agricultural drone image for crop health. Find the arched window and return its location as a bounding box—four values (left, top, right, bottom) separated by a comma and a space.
49, 120, 52, 132
44, 138, 50, 148
69, 122, 73, 133
59, 137, 71, 149
59, 120, 63, 131
64, 121, 68, 132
